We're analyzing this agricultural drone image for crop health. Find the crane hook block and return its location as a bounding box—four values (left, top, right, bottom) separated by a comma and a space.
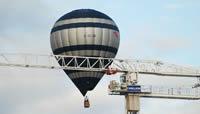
84, 96, 90, 108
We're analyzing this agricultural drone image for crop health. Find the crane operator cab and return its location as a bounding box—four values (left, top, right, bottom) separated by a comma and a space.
84, 96, 90, 108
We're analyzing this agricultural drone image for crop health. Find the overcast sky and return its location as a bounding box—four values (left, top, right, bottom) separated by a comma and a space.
0, 0, 200, 114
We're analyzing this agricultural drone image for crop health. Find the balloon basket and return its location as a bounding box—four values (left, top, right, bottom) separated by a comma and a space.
84, 96, 90, 108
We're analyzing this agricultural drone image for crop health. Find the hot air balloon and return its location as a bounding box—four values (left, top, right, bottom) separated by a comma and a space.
50, 9, 120, 96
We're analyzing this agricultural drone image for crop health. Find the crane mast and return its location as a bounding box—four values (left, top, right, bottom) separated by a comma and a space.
0, 53, 200, 114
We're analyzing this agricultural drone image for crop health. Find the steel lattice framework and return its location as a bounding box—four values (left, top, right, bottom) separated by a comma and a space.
0, 53, 200, 77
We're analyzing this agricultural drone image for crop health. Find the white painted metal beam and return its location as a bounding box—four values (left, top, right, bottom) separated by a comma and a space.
0, 53, 200, 77
140, 94, 200, 100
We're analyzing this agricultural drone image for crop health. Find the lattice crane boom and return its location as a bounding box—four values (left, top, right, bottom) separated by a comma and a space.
0, 53, 200, 77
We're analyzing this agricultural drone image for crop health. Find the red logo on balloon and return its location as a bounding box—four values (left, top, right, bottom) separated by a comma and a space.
113, 32, 119, 39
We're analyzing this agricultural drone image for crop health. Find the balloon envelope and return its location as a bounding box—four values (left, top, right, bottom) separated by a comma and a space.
50, 9, 120, 96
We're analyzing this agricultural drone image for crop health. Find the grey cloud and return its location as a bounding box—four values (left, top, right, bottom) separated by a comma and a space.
0, 0, 53, 30
0, 0, 54, 53
0, 68, 73, 114
152, 38, 191, 52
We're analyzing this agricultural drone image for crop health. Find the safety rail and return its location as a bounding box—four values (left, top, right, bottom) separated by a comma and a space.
140, 85, 200, 99
108, 85, 200, 100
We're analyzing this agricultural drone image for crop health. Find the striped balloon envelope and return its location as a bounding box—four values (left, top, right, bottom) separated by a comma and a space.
50, 9, 120, 96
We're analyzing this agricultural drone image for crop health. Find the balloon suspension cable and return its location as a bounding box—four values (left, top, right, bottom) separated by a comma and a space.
198, 77, 200, 83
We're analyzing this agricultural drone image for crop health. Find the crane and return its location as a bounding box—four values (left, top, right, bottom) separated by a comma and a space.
0, 53, 200, 114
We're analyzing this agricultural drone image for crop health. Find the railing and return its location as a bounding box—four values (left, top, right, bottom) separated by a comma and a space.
108, 84, 200, 100
141, 85, 200, 97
